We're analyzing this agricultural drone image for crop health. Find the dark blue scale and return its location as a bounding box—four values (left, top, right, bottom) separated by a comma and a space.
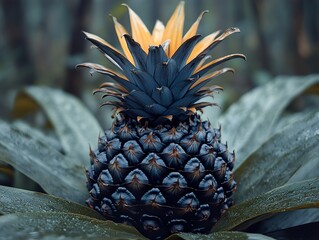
122, 140, 145, 165
214, 187, 226, 204
159, 126, 186, 143
168, 219, 188, 234
160, 143, 188, 169
180, 134, 201, 155
183, 158, 205, 187
98, 169, 117, 196
119, 215, 135, 226
139, 132, 164, 152
141, 188, 166, 205
89, 183, 101, 199
199, 144, 217, 169
117, 123, 138, 141
99, 169, 113, 185
196, 174, 218, 201
161, 172, 188, 201
225, 150, 235, 169
222, 170, 236, 197
92, 152, 108, 174
108, 154, 130, 183
140, 214, 163, 239
100, 197, 116, 218
140, 153, 168, 185
217, 142, 228, 159
177, 192, 200, 211
213, 157, 227, 182
103, 138, 121, 159
123, 169, 149, 196
194, 204, 211, 221
111, 187, 136, 206
191, 124, 207, 142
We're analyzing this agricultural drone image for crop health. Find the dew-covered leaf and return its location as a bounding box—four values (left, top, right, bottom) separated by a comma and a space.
13, 86, 103, 165
168, 231, 275, 240
11, 120, 62, 152
0, 212, 145, 240
0, 120, 88, 203
0, 185, 103, 220
234, 111, 319, 203
250, 208, 319, 235
212, 177, 319, 232
218, 74, 319, 169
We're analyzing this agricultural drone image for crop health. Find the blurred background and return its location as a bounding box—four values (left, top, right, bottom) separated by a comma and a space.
0, 0, 318, 124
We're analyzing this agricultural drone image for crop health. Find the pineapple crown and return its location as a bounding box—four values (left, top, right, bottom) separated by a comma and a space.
78, 1, 245, 125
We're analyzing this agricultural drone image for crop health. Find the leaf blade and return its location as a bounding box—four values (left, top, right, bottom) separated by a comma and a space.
0, 185, 103, 220
0, 212, 145, 240
218, 75, 319, 169
212, 177, 319, 232
234, 111, 319, 203
169, 231, 275, 240
0, 120, 88, 203
13, 86, 103, 165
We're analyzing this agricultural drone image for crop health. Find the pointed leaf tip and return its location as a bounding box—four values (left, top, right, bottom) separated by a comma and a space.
123, 3, 151, 53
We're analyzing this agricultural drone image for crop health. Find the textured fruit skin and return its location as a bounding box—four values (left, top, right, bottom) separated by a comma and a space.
86, 115, 236, 239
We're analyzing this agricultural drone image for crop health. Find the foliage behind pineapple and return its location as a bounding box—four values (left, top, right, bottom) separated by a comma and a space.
80, 2, 244, 239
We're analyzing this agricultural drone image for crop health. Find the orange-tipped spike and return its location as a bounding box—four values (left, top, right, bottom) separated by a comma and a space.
112, 17, 134, 64
122, 4, 151, 52
162, 1, 185, 56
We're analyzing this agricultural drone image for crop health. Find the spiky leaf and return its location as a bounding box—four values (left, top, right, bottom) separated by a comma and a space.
234, 111, 319, 203
0, 120, 87, 203
168, 231, 275, 240
13, 86, 103, 165
219, 75, 319, 169
212, 177, 319, 232
0, 213, 145, 240
0, 185, 103, 220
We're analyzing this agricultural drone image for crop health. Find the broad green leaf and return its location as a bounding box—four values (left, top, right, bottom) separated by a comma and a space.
288, 154, 319, 184
11, 120, 62, 152
212, 177, 319, 232
265, 221, 319, 240
234, 111, 319, 203
13, 86, 103, 165
250, 208, 319, 234
0, 212, 145, 240
0, 120, 88, 203
274, 111, 310, 133
169, 231, 275, 240
218, 74, 319, 169
0, 185, 103, 220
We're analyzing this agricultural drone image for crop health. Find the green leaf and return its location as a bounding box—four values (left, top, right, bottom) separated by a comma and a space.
0, 120, 88, 203
250, 208, 319, 234
265, 222, 319, 240
212, 177, 319, 232
0, 185, 103, 220
218, 74, 319, 169
168, 231, 275, 240
12, 120, 62, 153
0, 212, 145, 240
13, 86, 103, 165
234, 111, 319, 203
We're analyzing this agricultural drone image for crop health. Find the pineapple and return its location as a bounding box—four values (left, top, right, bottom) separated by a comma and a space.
79, 2, 245, 239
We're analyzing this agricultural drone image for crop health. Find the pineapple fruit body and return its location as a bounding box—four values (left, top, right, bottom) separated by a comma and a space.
86, 115, 236, 239
81, 2, 244, 239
